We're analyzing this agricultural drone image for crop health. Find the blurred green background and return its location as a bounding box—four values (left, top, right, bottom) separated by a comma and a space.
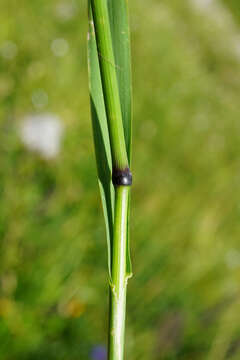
1, 0, 240, 359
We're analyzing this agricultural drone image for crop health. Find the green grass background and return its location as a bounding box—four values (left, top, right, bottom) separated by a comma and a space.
1, 0, 240, 359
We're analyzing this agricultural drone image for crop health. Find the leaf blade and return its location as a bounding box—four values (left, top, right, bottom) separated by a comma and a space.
108, 0, 132, 160
88, 6, 115, 279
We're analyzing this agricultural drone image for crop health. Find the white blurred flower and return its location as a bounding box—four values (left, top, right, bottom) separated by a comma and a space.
20, 113, 64, 159
0, 41, 18, 60
51, 38, 69, 57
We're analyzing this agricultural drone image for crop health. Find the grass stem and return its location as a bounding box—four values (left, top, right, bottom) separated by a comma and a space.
90, 0, 129, 170
108, 186, 130, 360
88, 1, 132, 359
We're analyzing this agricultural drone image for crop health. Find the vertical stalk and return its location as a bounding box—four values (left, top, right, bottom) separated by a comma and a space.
89, 1, 132, 359
108, 186, 130, 360
90, 0, 129, 170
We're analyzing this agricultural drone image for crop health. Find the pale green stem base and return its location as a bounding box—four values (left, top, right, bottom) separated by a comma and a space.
108, 186, 130, 360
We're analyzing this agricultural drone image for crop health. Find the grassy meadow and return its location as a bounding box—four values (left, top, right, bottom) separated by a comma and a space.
1, 0, 240, 359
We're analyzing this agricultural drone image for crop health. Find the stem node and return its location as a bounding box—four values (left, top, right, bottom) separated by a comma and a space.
112, 168, 132, 187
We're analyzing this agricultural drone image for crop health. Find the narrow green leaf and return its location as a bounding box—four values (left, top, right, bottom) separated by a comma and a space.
90, 0, 129, 170
108, 0, 132, 160
88, 6, 114, 279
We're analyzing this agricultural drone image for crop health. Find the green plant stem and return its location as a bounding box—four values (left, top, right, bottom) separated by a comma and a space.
89, 1, 132, 358
90, 0, 129, 170
108, 185, 130, 360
